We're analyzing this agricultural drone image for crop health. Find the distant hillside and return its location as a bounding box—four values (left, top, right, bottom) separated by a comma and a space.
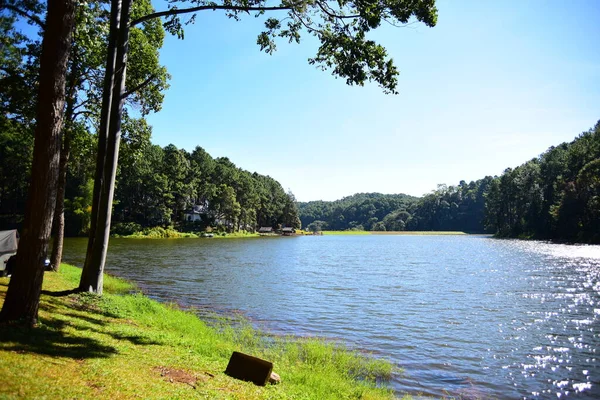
297, 193, 417, 231
299, 121, 600, 243
297, 183, 492, 233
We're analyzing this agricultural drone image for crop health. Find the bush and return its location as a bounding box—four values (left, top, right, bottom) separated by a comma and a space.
111, 222, 142, 236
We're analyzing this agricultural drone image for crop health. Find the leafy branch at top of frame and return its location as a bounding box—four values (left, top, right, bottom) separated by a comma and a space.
136, 0, 437, 94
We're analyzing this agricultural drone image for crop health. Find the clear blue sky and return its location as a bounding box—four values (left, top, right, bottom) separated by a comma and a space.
146, 0, 600, 202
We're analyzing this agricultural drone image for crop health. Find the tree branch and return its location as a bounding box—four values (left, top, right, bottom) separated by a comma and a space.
131, 5, 294, 27
383, 18, 418, 29
73, 110, 96, 119
292, 9, 323, 36
122, 74, 155, 99
1, 4, 45, 29
73, 97, 93, 111
315, 1, 359, 20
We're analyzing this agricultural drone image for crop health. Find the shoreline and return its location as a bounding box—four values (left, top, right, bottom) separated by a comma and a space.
110, 227, 473, 239
321, 230, 469, 236
0, 264, 404, 399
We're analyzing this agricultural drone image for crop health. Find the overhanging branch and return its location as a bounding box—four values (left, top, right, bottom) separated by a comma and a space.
131, 5, 294, 27
1, 4, 45, 29
315, 1, 359, 20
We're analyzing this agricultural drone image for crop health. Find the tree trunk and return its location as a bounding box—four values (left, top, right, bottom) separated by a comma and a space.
50, 54, 78, 273
80, 0, 131, 294
0, 0, 76, 325
82, 0, 121, 279
50, 133, 70, 271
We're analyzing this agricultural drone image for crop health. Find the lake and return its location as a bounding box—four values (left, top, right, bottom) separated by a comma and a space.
62, 235, 600, 399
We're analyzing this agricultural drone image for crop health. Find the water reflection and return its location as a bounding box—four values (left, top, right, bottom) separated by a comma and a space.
63, 236, 600, 399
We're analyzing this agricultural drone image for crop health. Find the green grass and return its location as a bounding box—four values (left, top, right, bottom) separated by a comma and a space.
115, 227, 263, 239
369, 231, 467, 235
322, 230, 467, 236
210, 231, 261, 239
0, 265, 399, 399
117, 226, 200, 239
322, 231, 371, 235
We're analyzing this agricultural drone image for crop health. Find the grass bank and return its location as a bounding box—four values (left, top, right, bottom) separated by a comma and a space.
114, 227, 260, 239
369, 231, 467, 236
322, 231, 371, 235
0, 265, 400, 399
209, 231, 261, 239
322, 231, 466, 236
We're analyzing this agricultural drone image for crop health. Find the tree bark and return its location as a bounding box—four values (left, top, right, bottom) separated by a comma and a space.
50, 53, 78, 273
50, 132, 70, 271
80, 0, 131, 294
0, 0, 76, 325
80, 0, 121, 287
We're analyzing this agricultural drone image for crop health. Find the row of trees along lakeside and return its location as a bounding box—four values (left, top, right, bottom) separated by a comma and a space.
299, 121, 600, 243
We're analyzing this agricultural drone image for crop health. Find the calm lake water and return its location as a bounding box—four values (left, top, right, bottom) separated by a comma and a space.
62, 235, 600, 399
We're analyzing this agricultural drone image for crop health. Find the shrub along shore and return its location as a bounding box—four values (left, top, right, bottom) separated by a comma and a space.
113, 227, 262, 239
0, 265, 404, 399
110, 226, 467, 239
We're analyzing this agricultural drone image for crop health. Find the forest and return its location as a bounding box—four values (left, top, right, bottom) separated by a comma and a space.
0, 129, 302, 235
299, 121, 600, 243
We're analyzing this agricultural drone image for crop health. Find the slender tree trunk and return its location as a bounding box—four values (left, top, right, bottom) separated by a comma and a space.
80, 0, 121, 289
80, 0, 131, 294
50, 56, 78, 272
0, 0, 76, 325
50, 133, 70, 271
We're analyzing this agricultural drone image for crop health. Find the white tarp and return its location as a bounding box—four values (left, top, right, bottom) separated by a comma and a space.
0, 230, 19, 255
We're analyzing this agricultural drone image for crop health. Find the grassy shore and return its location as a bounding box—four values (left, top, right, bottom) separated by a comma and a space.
321, 231, 371, 235
0, 265, 401, 399
115, 227, 260, 239
369, 231, 467, 235
322, 231, 466, 236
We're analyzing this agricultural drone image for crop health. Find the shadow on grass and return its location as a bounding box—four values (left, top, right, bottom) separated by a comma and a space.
61, 311, 109, 327
110, 333, 164, 346
58, 311, 164, 346
0, 318, 118, 359
41, 288, 80, 297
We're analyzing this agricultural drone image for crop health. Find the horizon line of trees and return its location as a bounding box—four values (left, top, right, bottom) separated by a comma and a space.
299, 121, 600, 244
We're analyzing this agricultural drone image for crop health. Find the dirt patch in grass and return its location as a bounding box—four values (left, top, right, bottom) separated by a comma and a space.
153, 366, 213, 388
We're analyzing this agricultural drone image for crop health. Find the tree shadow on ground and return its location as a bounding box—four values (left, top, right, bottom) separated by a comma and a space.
41, 288, 80, 297
58, 311, 165, 347
0, 318, 118, 359
60, 311, 109, 327
110, 332, 164, 346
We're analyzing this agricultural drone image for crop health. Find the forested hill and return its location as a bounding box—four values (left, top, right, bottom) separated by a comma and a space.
299, 121, 600, 243
298, 193, 417, 231
485, 120, 600, 243
297, 181, 492, 233
0, 133, 301, 235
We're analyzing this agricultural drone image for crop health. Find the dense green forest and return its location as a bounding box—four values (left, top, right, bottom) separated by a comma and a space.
298, 179, 492, 233
0, 131, 301, 235
485, 121, 600, 243
300, 122, 600, 243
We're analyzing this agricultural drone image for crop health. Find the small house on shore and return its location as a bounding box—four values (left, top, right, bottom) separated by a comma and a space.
183, 204, 207, 222
258, 227, 273, 235
281, 227, 296, 236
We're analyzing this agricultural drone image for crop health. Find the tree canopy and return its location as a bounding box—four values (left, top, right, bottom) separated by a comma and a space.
140, 0, 437, 92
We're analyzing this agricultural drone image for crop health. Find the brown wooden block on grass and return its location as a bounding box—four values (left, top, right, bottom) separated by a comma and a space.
225, 351, 273, 386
